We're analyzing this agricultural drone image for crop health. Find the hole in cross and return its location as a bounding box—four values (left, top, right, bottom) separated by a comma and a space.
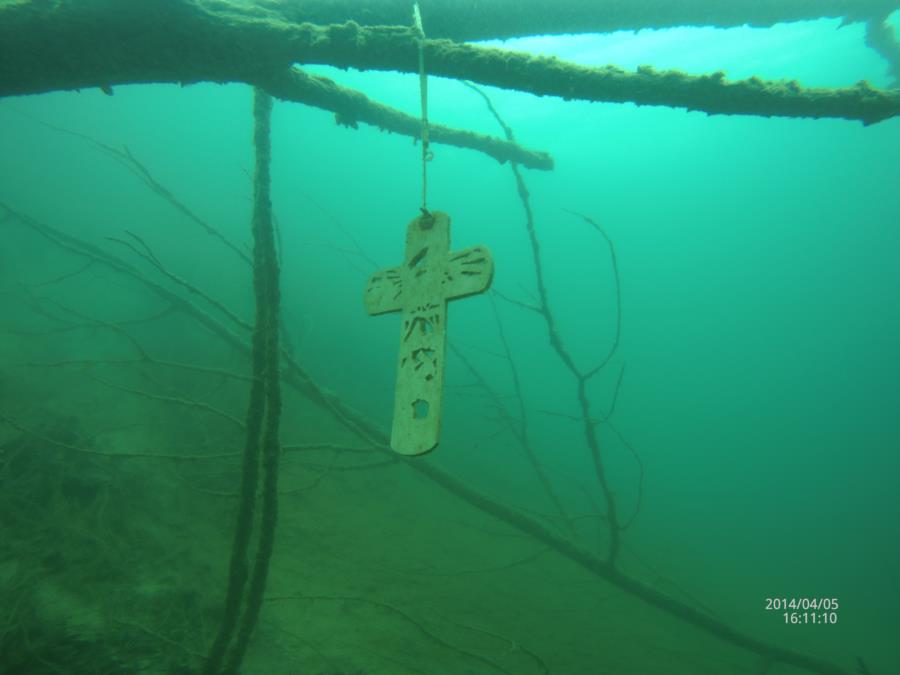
412, 399, 430, 420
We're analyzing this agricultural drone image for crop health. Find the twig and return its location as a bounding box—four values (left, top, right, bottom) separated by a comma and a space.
28, 357, 253, 382
565, 211, 623, 379
23, 260, 94, 288
3, 108, 252, 264
491, 287, 541, 313
291, 458, 399, 472
0, 414, 240, 461
114, 619, 206, 660
89, 374, 246, 430
606, 421, 644, 531
438, 615, 550, 675
415, 546, 550, 578
107, 232, 252, 333
281, 442, 376, 455
466, 81, 625, 563
265, 595, 512, 674
279, 450, 339, 495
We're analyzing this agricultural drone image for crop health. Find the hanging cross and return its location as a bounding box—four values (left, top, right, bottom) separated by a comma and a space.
364, 211, 494, 456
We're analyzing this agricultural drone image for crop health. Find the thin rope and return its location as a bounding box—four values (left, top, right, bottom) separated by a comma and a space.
413, 2, 430, 213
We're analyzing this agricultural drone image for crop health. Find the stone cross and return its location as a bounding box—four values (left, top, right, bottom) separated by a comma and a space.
364, 211, 494, 456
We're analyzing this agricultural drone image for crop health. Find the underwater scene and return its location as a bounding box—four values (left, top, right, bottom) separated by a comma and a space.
1, 2, 899, 674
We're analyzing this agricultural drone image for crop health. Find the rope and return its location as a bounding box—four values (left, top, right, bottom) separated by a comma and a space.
413, 2, 431, 214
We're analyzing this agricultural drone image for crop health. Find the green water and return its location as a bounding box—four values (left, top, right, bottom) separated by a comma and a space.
1, 14, 899, 675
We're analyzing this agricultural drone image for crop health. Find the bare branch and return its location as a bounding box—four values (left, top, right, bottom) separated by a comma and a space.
258, 67, 554, 170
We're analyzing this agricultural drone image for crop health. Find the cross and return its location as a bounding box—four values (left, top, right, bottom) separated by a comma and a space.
364, 211, 494, 456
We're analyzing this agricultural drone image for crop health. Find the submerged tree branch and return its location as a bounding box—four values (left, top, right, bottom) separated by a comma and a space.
190, 0, 900, 41
256, 67, 554, 170
314, 28, 900, 125
2, 5, 898, 124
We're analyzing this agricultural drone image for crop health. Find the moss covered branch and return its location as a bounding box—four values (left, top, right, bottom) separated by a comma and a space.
288, 25, 900, 125
257, 67, 554, 170
2, 4, 898, 125
203, 0, 900, 41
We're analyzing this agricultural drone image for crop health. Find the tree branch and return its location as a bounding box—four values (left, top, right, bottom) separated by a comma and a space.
222, 0, 900, 40
256, 67, 554, 170
2, 5, 898, 125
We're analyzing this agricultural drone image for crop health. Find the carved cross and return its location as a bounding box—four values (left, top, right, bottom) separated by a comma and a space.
364, 212, 494, 456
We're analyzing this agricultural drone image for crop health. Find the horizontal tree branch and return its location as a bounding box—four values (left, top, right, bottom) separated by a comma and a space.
256, 67, 554, 170
289, 24, 900, 125
234, 0, 900, 40
2, 6, 898, 125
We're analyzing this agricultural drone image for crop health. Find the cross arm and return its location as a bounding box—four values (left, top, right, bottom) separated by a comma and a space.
444, 246, 494, 300
364, 265, 404, 315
